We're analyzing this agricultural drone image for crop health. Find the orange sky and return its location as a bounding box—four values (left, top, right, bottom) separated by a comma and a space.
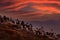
0, 0, 60, 21
0, 0, 60, 34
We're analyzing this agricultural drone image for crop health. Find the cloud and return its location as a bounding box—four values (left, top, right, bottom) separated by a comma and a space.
0, 0, 60, 34
0, 0, 15, 7
0, 0, 60, 21
41, 3, 60, 10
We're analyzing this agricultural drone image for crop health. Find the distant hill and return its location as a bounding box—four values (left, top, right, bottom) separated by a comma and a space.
0, 15, 59, 40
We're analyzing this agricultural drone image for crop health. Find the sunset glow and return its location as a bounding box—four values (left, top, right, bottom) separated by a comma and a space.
0, 0, 60, 34
0, 0, 60, 21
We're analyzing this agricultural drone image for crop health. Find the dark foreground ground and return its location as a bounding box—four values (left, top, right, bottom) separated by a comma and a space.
0, 15, 59, 40
0, 23, 60, 40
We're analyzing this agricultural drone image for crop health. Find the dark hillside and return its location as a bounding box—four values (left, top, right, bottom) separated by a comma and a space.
0, 15, 59, 40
